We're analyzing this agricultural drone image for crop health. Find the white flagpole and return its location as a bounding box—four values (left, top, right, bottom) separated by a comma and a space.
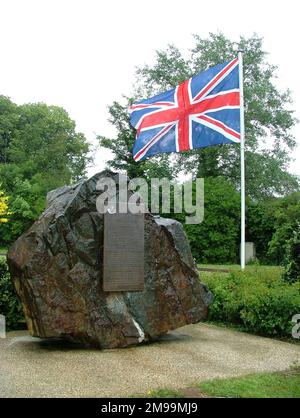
238, 50, 246, 270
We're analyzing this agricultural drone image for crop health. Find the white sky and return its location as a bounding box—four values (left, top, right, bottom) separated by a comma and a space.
0, 0, 299, 177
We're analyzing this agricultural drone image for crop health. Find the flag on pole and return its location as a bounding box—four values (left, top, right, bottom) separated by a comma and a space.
129, 58, 241, 162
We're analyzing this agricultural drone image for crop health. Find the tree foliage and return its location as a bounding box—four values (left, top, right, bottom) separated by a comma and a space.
136, 33, 299, 199
282, 223, 300, 283
0, 95, 91, 245
172, 177, 241, 263
97, 33, 300, 264
0, 96, 90, 185
0, 258, 24, 329
100, 33, 299, 200
267, 192, 300, 264
247, 200, 276, 263
246, 192, 300, 265
0, 189, 9, 223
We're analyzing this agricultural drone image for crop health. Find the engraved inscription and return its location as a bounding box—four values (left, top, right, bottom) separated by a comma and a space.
103, 212, 144, 291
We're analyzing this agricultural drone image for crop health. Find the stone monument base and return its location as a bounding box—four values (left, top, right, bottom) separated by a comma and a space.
7, 171, 212, 348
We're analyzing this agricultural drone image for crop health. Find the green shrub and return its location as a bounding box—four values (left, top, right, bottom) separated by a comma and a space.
247, 201, 276, 264
204, 268, 300, 338
282, 224, 300, 283
0, 257, 24, 329
267, 192, 300, 265
173, 177, 241, 264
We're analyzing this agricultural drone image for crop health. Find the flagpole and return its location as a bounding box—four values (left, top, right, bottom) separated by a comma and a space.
238, 50, 246, 270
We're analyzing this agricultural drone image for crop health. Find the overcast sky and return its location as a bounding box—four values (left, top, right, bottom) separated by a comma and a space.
0, 0, 299, 177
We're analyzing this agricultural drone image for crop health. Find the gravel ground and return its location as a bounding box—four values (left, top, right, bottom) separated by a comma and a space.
0, 323, 299, 398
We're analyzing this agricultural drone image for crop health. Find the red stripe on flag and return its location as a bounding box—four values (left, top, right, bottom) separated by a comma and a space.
194, 58, 238, 102
197, 115, 240, 140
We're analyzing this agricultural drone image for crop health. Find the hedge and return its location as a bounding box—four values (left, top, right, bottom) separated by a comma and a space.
0, 257, 24, 329
204, 268, 300, 338
282, 224, 300, 284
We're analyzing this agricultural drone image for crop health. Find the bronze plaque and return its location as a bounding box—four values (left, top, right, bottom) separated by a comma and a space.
103, 212, 144, 291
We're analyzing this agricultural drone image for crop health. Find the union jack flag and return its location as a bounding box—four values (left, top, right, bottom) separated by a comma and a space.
129, 58, 241, 162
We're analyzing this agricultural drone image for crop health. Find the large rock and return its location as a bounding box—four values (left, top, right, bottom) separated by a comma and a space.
7, 171, 212, 348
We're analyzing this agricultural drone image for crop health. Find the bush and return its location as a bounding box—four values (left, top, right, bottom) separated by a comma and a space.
173, 177, 241, 264
247, 201, 276, 264
204, 267, 300, 338
282, 224, 300, 283
0, 257, 24, 329
267, 192, 300, 265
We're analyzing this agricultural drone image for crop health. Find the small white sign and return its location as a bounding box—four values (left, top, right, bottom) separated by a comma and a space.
0, 314, 5, 339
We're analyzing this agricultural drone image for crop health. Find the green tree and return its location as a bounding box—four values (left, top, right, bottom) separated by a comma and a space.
173, 177, 241, 263
104, 33, 298, 199
0, 258, 24, 329
245, 192, 300, 266
0, 189, 9, 223
0, 96, 91, 244
267, 192, 300, 264
1, 99, 90, 184
0, 96, 18, 165
247, 200, 277, 263
282, 223, 300, 283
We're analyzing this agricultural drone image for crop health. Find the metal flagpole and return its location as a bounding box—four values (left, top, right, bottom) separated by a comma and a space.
238, 50, 246, 270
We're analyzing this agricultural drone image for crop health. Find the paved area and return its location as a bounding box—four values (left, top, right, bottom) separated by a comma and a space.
1, 323, 299, 397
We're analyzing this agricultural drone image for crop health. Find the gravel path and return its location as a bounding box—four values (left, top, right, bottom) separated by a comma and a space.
1, 323, 299, 398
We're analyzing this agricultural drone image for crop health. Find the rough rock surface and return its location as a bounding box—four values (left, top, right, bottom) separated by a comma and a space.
7, 171, 212, 348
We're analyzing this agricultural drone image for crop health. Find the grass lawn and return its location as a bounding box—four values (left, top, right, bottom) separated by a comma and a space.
142, 265, 299, 398
198, 263, 282, 277
144, 367, 300, 398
